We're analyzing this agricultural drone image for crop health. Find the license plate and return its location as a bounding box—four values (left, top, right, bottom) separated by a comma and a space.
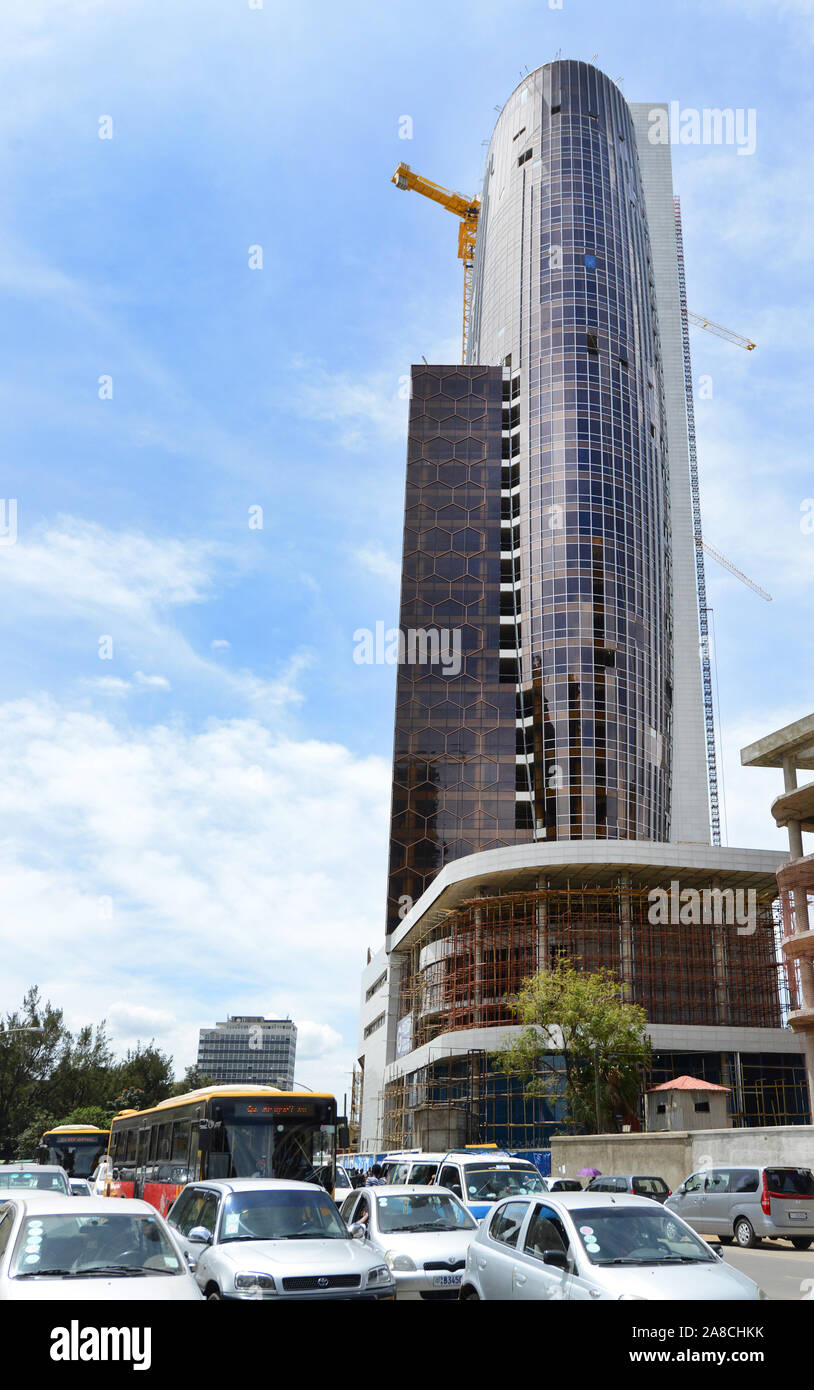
432, 1274, 462, 1288
788, 1211, 807, 1222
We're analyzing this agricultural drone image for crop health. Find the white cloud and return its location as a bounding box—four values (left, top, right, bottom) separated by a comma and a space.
0, 515, 310, 719
292, 364, 409, 450
295, 1020, 344, 1062
0, 517, 215, 622
86, 677, 132, 695
210, 640, 230, 651
354, 543, 401, 587
0, 696, 389, 1085
134, 672, 171, 690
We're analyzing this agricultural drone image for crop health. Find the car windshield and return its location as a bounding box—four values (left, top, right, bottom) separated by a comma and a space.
573, 1208, 715, 1265
375, 1193, 477, 1233
0, 1171, 69, 1194
10, 1214, 182, 1278
632, 1177, 669, 1196
552, 1180, 582, 1191
336, 1168, 351, 1187
464, 1166, 545, 1199
219, 1189, 348, 1242
409, 1164, 439, 1185
766, 1168, 814, 1196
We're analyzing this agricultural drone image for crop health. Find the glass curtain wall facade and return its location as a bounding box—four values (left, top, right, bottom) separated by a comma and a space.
197, 1017, 297, 1089
469, 60, 672, 843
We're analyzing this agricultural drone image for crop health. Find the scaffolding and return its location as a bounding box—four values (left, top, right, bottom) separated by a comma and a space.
395, 882, 784, 1049
378, 879, 795, 1146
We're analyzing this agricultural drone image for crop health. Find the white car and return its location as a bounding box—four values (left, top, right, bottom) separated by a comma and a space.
89, 1160, 114, 1198
167, 1178, 395, 1300
333, 1165, 356, 1205
340, 1184, 479, 1299
0, 1194, 203, 1300
460, 1192, 766, 1301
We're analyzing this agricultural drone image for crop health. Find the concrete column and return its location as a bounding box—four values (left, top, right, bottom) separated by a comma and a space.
804, 1035, 814, 1124
473, 909, 483, 1030
619, 873, 633, 995
708, 876, 729, 1024
536, 878, 549, 975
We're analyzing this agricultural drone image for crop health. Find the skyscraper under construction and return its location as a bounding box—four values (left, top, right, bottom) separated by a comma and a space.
357, 62, 807, 1149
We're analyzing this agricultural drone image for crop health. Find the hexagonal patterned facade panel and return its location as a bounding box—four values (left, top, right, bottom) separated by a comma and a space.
387, 365, 516, 936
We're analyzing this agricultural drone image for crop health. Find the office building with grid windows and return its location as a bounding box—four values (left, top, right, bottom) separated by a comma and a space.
197, 1016, 297, 1090
356, 62, 807, 1150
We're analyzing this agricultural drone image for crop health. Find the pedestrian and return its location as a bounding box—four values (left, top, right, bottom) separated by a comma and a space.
364, 1163, 384, 1187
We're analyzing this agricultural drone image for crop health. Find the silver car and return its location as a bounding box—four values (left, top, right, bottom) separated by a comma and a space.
340, 1184, 479, 1299
0, 1194, 202, 1300
665, 1165, 814, 1249
0, 1164, 71, 1197
167, 1178, 395, 1300
460, 1192, 766, 1301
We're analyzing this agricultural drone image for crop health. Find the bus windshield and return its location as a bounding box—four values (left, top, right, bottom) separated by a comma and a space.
41, 1134, 108, 1179
204, 1098, 336, 1187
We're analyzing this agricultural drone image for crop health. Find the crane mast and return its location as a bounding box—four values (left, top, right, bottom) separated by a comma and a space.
392, 163, 480, 363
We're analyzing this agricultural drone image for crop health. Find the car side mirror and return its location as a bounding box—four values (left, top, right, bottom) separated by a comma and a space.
542, 1249, 569, 1271
111, 1168, 120, 1181
712, 1244, 724, 1259
348, 1223, 367, 1241
676, 1184, 685, 1195
188, 1226, 213, 1245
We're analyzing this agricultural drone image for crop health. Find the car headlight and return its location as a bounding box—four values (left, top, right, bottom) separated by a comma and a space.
385, 1251, 417, 1272
365, 1264, 393, 1288
234, 1271, 277, 1295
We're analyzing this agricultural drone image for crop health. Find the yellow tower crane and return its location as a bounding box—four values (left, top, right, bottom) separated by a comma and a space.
392, 163, 480, 363
391, 163, 757, 362
700, 540, 772, 601
687, 312, 756, 351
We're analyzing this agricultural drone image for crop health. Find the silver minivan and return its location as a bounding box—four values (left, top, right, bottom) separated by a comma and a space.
665, 1165, 814, 1249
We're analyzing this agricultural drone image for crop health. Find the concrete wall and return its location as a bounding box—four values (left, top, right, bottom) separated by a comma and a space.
551, 1126, 814, 1193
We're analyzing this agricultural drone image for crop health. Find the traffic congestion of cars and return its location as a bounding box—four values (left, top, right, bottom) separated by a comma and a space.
0, 1151, 812, 1300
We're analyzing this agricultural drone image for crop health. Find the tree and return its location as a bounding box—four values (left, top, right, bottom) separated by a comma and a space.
57, 1106, 113, 1131
0, 989, 68, 1159
492, 959, 651, 1133
110, 1042, 173, 1110
13, 1110, 58, 1161
46, 1023, 115, 1120
168, 1066, 219, 1097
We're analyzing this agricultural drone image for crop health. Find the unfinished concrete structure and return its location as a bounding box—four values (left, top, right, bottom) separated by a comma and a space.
742, 713, 814, 1118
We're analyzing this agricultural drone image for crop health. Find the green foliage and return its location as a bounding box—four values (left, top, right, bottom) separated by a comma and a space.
0, 990, 181, 1156
13, 1110, 58, 1161
111, 1087, 146, 1114
58, 1106, 113, 1131
492, 958, 651, 1133
110, 1043, 174, 1109
168, 1067, 219, 1097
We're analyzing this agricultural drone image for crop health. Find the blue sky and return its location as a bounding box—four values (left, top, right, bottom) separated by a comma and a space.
1, 0, 812, 1099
